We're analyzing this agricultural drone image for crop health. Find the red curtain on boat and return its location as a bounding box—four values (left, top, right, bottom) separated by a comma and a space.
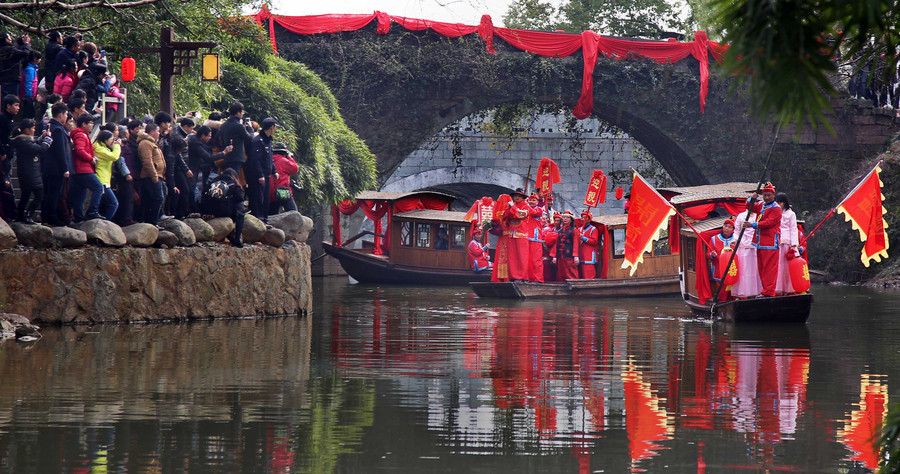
419, 195, 451, 210
722, 201, 746, 217
683, 203, 715, 220
359, 200, 390, 255
669, 215, 680, 255
394, 196, 422, 213
252, 8, 727, 117
695, 228, 721, 305
332, 204, 342, 246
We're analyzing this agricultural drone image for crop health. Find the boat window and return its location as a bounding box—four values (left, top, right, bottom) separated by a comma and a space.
450, 225, 467, 250
684, 238, 695, 271
399, 221, 413, 247
612, 229, 626, 258
654, 230, 670, 256
415, 223, 432, 248
435, 224, 450, 250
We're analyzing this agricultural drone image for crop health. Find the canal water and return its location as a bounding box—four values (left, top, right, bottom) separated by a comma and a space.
1, 279, 899, 473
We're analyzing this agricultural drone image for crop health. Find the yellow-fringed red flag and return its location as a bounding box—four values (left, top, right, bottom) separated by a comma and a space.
837, 163, 889, 267
622, 171, 675, 276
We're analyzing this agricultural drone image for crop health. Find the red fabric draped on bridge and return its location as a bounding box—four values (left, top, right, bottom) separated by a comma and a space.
251, 8, 727, 117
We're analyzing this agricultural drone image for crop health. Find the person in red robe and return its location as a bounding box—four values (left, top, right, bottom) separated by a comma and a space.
553, 211, 581, 280
580, 210, 600, 279
742, 182, 783, 297
526, 194, 545, 282
708, 217, 737, 301
468, 227, 491, 271
541, 218, 558, 282
503, 188, 542, 281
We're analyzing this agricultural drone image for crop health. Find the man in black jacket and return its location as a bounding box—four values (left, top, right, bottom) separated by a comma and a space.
0, 32, 30, 99
216, 102, 253, 173
188, 125, 232, 211
169, 116, 195, 218
246, 117, 276, 224
43, 31, 63, 94
42, 102, 73, 226
0, 95, 20, 198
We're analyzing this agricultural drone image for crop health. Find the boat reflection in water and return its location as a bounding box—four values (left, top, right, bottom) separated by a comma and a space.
837, 374, 889, 470
325, 289, 833, 472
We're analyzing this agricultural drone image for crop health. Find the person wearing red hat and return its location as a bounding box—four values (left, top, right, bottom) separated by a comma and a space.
526, 194, 545, 282
503, 188, 542, 281
708, 217, 737, 301
742, 182, 782, 297
775, 192, 800, 295
468, 227, 492, 272
553, 211, 581, 280
579, 210, 600, 279
541, 216, 558, 281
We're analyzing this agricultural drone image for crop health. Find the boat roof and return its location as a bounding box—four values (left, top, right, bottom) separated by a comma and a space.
593, 213, 629, 228
354, 190, 455, 203
679, 216, 730, 236
394, 209, 472, 223
661, 182, 757, 206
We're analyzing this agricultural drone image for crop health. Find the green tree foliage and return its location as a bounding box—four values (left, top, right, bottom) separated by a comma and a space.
503, 0, 692, 38
2, 0, 376, 205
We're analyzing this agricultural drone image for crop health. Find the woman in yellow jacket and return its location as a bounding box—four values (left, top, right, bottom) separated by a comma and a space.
93, 129, 121, 220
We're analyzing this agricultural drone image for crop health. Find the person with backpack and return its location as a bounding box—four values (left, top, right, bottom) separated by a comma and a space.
203, 167, 245, 247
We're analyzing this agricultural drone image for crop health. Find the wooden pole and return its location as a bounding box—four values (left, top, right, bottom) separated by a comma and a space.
159, 27, 174, 114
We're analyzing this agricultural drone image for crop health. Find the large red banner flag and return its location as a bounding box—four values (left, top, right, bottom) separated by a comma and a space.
622, 171, 676, 276
583, 169, 607, 207
837, 163, 889, 267
535, 158, 562, 194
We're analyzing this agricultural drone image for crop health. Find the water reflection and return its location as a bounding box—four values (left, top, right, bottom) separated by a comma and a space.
0, 282, 898, 472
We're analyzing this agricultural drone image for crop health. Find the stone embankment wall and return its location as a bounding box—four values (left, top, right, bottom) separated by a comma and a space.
0, 242, 312, 324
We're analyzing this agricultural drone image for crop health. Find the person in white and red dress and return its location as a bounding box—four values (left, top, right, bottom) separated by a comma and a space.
775, 192, 800, 295
468, 227, 491, 272
732, 211, 762, 298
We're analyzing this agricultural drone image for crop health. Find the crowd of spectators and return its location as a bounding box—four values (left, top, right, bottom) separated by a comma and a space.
0, 31, 301, 247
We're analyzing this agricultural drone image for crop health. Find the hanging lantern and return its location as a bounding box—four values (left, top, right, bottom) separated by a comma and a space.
790, 256, 811, 293
615, 187, 624, 200
120, 57, 136, 82
202, 53, 220, 81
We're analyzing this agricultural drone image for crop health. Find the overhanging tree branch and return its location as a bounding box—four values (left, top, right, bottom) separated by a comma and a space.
0, 0, 164, 11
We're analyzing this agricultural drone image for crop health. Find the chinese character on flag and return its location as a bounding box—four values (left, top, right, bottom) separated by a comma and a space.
837, 163, 889, 267
583, 169, 607, 207
622, 171, 675, 276
535, 158, 561, 194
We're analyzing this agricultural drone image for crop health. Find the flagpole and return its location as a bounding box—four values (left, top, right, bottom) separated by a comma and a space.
710, 123, 783, 307
672, 207, 716, 254
799, 160, 883, 247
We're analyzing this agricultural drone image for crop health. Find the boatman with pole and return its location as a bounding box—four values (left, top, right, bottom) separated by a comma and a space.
742, 182, 782, 297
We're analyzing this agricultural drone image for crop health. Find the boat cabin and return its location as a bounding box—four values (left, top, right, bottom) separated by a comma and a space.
591, 213, 680, 279
391, 209, 474, 269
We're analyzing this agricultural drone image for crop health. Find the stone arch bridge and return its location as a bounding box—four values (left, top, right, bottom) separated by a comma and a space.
274, 18, 899, 211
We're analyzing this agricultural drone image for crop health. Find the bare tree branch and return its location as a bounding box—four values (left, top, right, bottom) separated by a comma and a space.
0, 0, 164, 11
0, 11, 112, 33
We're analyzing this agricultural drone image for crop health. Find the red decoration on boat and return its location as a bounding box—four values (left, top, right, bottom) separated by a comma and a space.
790, 256, 811, 293
615, 187, 624, 200
717, 247, 739, 285
121, 57, 136, 81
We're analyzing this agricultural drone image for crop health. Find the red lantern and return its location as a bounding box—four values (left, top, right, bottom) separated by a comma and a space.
717, 247, 739, 285
615, 187, 624, 200
121, 57, 136, 82
790, 256, 811, 293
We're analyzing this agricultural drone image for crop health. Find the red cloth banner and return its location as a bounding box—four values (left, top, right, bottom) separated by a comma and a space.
622, 172, 676, 276
694, 227, 721, 305
536, 158, 562, 194
837, 163, 889, 267
583, 169, 607, 207
464, 196, 495, 223
682, 203, 715, 220
251, 8, 727, 118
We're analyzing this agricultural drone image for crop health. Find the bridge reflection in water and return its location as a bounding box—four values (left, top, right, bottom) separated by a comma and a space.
0, 281, 895, 472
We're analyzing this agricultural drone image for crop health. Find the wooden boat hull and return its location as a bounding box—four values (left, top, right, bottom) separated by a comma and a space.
471, 275, 681, 299
323, 242, 491, 285
684, 293, 814, 323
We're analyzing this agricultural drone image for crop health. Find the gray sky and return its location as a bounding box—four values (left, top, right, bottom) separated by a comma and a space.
271, 0, 523, 27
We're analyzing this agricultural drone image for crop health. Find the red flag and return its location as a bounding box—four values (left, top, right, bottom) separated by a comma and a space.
622, 172, 675, 276
837, 163, 889, 267
464, 196, 494, 224
535, 158, 561, 194
583, 169, 607, 207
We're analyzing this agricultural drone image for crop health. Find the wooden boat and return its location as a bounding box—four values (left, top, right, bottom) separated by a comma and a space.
324, 191, 492, 285
471, 182, 760, 299
679, 214, 813, 323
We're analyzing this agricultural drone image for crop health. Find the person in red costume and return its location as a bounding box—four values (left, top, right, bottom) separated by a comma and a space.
553, 211, 581, 280
708, 217, 737, 301
468, 227, 491, 271
579, 210, 600, 279
526, 194, 545, 282
503, 188, 542, 281
541, 217, 558, 281
742, 182, 783, 297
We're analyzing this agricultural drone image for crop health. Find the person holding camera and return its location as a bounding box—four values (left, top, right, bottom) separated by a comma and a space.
217, 102, 254, 173
0, 32, 31, 100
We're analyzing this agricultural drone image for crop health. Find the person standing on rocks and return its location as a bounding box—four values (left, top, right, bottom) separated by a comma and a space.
269, 144, 299, 215
68, 113, 103, 222
11, 118, 51, 224
138, 123, 166, 225
217, 102, 254, 174
246, 117, 276, 224
203, 167, 245, 247
41, 102, 72, 226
